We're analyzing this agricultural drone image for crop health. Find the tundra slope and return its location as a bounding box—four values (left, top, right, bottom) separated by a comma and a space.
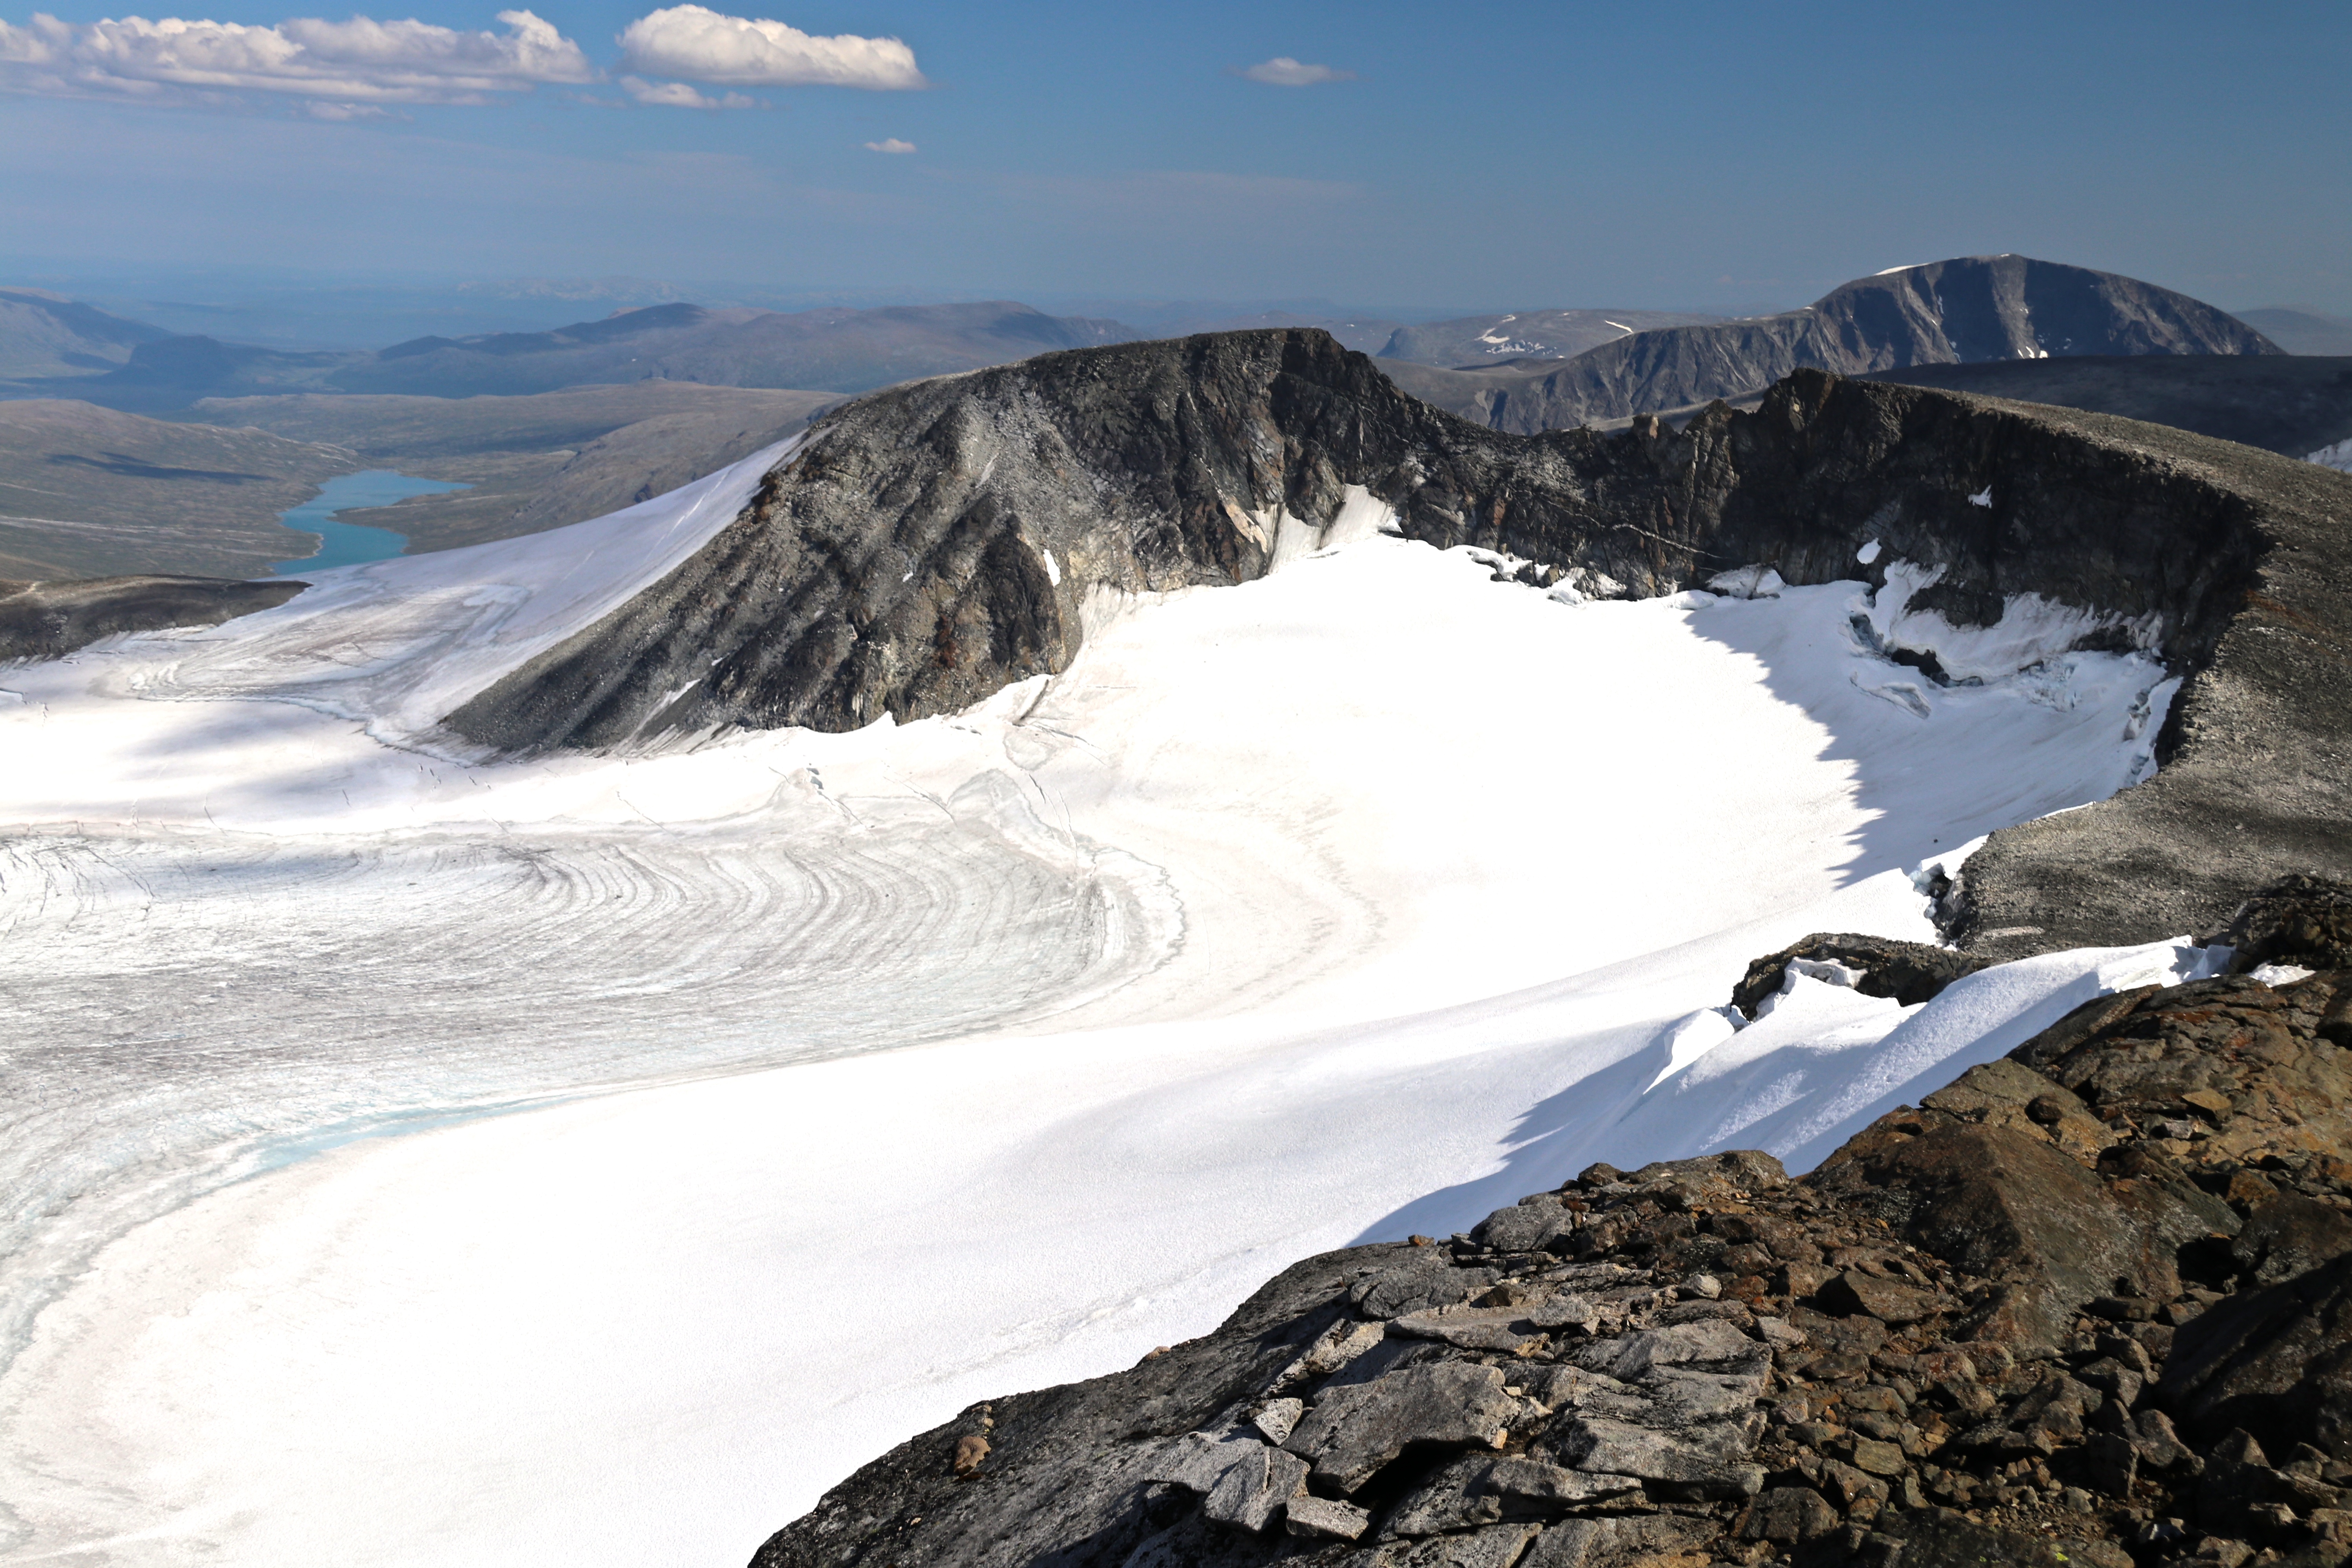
444, 328, 2352, 962
1378, 257, 2278, 435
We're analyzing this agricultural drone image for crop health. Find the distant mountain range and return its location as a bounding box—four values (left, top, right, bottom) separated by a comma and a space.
336, 301, 1131, 399
1378, 256, 2283, 434
0, 301, 1136, 412
0, 256, 2336, 583
0, 287, 174, 381
0, 259, 2319, 428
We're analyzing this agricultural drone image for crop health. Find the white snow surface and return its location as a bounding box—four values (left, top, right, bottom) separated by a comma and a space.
2309, 437, 2352, 474
0, 472, 2197, 1566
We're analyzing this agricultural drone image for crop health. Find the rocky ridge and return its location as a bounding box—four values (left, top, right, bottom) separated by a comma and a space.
751, 881, 2352, 1568
440, 328, 2351, 961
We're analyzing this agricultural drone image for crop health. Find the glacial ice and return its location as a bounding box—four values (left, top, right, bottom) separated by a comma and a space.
0, 476, 2202, 1566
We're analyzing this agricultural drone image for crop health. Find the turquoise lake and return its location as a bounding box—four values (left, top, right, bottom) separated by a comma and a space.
271, 470, 470, 575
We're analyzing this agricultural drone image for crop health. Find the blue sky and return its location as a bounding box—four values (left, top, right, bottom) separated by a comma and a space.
3, 0, 2347, 319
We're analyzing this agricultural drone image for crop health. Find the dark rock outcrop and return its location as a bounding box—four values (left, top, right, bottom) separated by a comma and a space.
0, 574, 307, 661
750, 951, 2352, 1568
1731, 938, 1991, 1021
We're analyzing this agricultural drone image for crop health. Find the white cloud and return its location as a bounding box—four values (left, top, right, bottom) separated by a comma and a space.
1235, 56, 1355, 87
619, 73, 754, 108
862, 136, 913, 153
616, 5, 924, 89
0, 8, 593, 107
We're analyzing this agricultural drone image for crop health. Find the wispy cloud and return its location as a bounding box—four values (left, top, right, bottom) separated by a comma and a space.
1233, 57, 1355, 87
0, 9, 593, 109
616, 5, 924, 89
862, 136, 914, 154
619, 73, 753, 108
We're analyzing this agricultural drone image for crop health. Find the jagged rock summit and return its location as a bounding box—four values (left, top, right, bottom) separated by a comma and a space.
1377, 257, 2280, 435
750, 881, 2352, 1568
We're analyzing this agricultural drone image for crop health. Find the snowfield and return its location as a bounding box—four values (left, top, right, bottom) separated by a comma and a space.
0, 454, 2211, 1566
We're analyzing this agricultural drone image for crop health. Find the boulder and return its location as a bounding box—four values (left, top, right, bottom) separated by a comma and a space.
1741, 1486, 1840, 1543
1281, 1362, 1522, 1492
1814, 1122, 2215, 1347
1474, 1196, 1575, 1253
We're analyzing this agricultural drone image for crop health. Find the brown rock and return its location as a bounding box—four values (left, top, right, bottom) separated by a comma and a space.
1742, 1486, 1840, 1542
1850, 1438, 1908, 1476
1824, 1270, 1940, 1325
1811, 1123, 2218, 1348
1777, 1260, 1837, 1299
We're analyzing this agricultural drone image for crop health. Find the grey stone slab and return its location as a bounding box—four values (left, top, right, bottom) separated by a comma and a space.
1288, 1494, 1372, 1541
1285, 1363, 1524, 1493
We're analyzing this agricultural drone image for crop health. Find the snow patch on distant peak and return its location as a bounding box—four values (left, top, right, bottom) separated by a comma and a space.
1856, 539, 1882, 565
1042, 548, 1062, 586
1875, 263, 1927, 276
2308, 438, 2352, 474
1967, 487, 1993, 508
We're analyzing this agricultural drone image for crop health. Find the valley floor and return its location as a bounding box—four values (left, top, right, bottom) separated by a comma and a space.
0, 474, 2207, 1564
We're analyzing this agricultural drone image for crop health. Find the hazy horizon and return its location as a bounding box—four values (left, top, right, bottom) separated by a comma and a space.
4, 1, 2347, 329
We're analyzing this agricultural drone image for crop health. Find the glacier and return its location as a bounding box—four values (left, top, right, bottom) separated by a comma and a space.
0, 450, 2206, 1566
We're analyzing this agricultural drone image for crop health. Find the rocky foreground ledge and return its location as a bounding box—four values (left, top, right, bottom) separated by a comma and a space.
751, 878, 2352, 1568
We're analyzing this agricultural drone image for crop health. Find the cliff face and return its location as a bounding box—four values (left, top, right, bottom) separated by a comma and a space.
747, 891, 2352, 1568
443, 329, 2352, 960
